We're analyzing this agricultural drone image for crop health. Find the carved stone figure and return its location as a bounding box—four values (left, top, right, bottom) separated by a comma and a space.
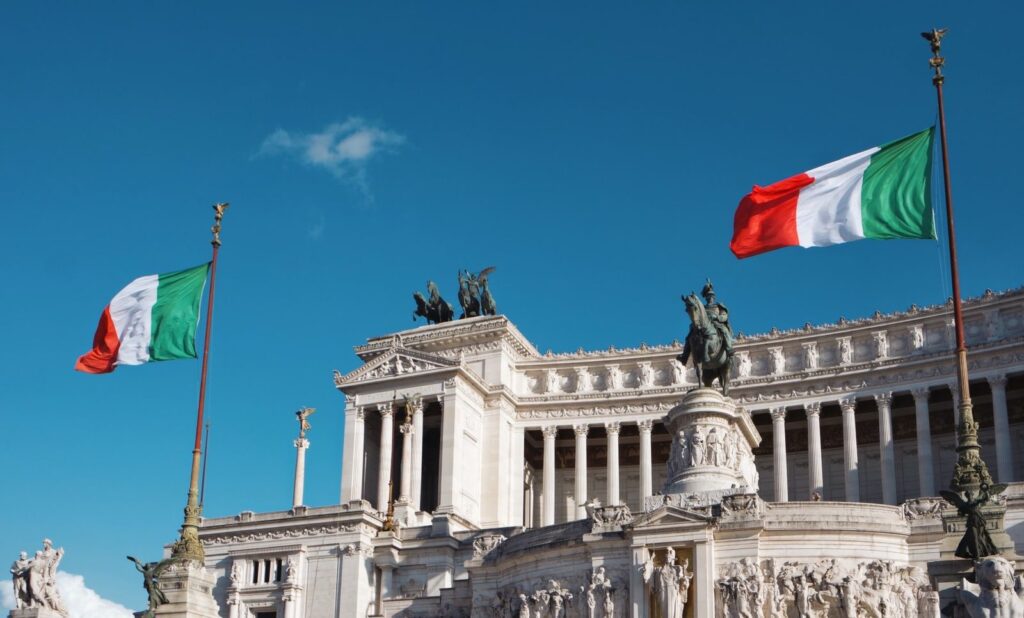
413, 280, 455, 324
838, 337, 853, 365
642, 548, 692, 618
128, 555, 173, 617
803, 342, 818, 370
707, 428, 725, 466
638, 362, 654, 388
910, 324, 925, 350
229, 560, 242, 585
285, 557, 298, 583
689, 426, 706, 466
517, 592, 531, 618
10, 551, 30, 609
958, 556, 1024, 618
671, 359, 686, 385
769, 347, 785, 376
724, 429, 739, 470
873, 331, 889, 359
576, 367, 592, 393
678, 281, 734, 394
736, 351, 752, 378
607, 366, 622, 390
547, 369, 561, 394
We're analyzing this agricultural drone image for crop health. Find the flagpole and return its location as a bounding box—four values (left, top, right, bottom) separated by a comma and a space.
171, 202, 228, 563
922, 29, 992, 497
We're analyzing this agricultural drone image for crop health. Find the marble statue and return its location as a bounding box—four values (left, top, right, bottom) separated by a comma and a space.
413, 280, 455, 324
911, 325, 925, 350
736, 351, 752, 378
285, 557, 298, 583
958, 556, 1024, 618
128, 555, 173, 617
229, 561, 242, 585
707, 428, 725, 466
689, 426, 706, 466
641, 547, 692, 618
11, 539, 67, 615
517, 592, 530, 618
803, 343, 818, 370
678, 280, 734, 394
546, 369, 560, 394
638, 362, 654, 388
769, 347, 785, 376
839, 338, 853, 365
724, 429, 739, 470
607, 366, 623, 390
671, 359, 686, 384
575, 367, 592, 393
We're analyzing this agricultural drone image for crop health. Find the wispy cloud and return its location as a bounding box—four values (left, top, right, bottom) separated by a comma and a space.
2, 572, 134, 618
258, 117, 405, 197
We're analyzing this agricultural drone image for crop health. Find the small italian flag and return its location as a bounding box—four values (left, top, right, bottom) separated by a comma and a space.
730, 127, 936, 259
75, 263, 210, 374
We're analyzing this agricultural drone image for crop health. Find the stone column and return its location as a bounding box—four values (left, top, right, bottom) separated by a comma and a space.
410, 397, 425, 511
771, 407, 789, 502
911, 388, 936, 496
638, 419, 654, 503
989, 374, 1014, 482
399, 421, 414, 502
606, 422, 621, 506
376, 402, 395, 512
292, 437, 309, 508
573, 424, 589, 519
342, 406, 366, 503
693, 540, 716, 617
380, 565, 394, 603
875, 392, 897, 504
805, 402, 824, 499
542, 426, 557, 526
840, 398, 860, 502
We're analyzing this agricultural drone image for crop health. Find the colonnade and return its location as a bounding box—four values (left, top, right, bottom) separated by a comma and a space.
763, 376, 1014, 504
347, 397, 429, 513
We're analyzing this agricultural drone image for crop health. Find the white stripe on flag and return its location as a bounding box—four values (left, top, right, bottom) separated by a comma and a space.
795, 146, 879, 248
109, 274, 159, 365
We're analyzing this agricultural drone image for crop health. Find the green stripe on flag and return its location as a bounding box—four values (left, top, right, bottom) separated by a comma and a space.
149, 262, 210, 361
860, 127, 936, 240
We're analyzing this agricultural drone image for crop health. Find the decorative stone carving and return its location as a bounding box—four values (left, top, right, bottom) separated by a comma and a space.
472, 533, 507, 560
671, 359, 686, 385
641, 547, 692, 618
802, 341, 818, 371
575, 367, 592, 393
229, 560, 242, 586
958, 556, 1024, 618
718, 493, 764, 519
523, 579, 573, 618
689, 427, 706, 466
718, 557, 762, 618
582, 566, 615, 618
546, 369, 561, 394
586, 501, 633, 532
910, 324, 925, 352
902, 497, 947, 521
606, 365, 622, 390
768, 346, 785, 376
638, 362, 654, 388
735, 351, 752, 378
872, 330, 888, 360
838, 336, 853, 365
10, 539, 67, 615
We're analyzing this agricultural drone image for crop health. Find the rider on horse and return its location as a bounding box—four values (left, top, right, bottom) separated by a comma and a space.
702, 279, 734, 359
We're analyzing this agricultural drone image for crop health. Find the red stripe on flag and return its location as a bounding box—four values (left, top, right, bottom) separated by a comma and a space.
730, 172, 813, 259
75, 306, 121, 374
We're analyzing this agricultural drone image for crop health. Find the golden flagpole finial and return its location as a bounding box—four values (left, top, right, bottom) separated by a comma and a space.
920, 28, 948, 84
211, 203, 229, 246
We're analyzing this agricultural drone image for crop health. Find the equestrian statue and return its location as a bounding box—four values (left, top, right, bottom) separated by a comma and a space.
412, 281, 455, 324
677, 279, 735, 395
413, 269, 498, 325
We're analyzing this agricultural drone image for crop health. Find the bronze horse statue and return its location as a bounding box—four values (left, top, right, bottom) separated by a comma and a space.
413, 281, 454, 324
677, 292, 732, 395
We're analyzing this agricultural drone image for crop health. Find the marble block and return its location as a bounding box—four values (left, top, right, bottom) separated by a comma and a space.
153, 561, 220, 618
9, 609, 66, 618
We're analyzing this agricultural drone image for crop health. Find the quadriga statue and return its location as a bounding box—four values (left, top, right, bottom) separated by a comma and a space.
959, 556, 1024, 618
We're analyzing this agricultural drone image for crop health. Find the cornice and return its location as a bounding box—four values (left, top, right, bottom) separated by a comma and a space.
354, 316, 539, 361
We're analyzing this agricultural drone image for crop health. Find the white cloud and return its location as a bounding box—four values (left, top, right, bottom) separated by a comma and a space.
1, 572, 134, 618
259, 117, 405, 196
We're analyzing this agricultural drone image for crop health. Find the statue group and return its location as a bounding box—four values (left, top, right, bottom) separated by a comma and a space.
8, 539, 68, 615
641, 547, 693, 618
413, 267, 498, 324
678, 279, 734, 395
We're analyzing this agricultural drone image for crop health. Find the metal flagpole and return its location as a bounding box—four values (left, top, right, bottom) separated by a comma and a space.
922, 29, 993, 498
171, 203, 228, 563
199, 422, 211, 507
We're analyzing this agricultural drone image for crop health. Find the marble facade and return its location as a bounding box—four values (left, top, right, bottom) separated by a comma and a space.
193, 287, 1024, 617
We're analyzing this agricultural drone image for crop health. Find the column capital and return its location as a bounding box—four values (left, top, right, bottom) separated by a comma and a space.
356, 406, 366, 421
542, 426, 559, 439
294, 438, 310, 449
605, 421, 622, 435
911, 387, 930, 402
874, 392, 893, 407
573, 423, 589, 437
637, 419, 654, 433
399, 422, 414, 435
405, 395, 424, 414
804, 402, 821, 417
377, 402, 395, 417
988, 374, 1009, 390
771, 407, 787, 422
839, 398, 857, 413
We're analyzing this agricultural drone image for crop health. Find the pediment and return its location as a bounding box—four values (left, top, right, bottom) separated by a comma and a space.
334, 346, 459, 386
635, 505, 714, 528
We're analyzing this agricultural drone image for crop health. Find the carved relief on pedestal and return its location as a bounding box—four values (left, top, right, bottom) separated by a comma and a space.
472, 533, 507, 560
586, 500, 633, 532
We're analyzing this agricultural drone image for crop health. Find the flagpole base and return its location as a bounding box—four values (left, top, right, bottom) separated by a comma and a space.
153, 561, 219, 618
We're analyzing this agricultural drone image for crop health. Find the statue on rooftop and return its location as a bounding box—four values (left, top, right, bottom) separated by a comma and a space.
412, 280, 455, 325
677, 279, 734, 395
128, 555, 174, 617
10, 539, 67, 615
457, 267, 497, 318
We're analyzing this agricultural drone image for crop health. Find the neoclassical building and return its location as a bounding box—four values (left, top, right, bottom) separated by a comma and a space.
196, 287, 1024, 617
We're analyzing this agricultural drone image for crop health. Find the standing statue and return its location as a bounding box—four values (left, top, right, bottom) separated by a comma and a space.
677, 280, 734, 395
457, 270, 481, 318
641, 547, 693, 618
128, 555, 173, 617
479, 268, 498, 316
9, 551, 30, 609
941, 483, 1006, 561
296, 407, 315, 439
412, 280, 455, 325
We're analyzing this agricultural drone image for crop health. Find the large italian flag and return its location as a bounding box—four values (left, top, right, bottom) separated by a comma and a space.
75, 263, 210, 374
730, 128, 936, 259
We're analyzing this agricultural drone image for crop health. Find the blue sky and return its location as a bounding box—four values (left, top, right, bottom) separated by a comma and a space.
2, 2, 1022, 610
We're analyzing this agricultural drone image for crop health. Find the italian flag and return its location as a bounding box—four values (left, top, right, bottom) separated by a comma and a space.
730, 128, 936, 259
75, 263, 210, 374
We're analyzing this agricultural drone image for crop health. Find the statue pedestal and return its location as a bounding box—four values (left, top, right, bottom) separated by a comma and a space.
655, 388, 761, 503
153, 561, 220, 618
9, 609, 66, 618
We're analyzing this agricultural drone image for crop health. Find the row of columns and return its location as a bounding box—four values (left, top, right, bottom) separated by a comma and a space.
350, 398, 427, 514
539, 420, 655, 526
768, 375, 1015, 503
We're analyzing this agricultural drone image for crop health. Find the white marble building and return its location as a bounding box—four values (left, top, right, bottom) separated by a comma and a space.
196, 287, 1024, 617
